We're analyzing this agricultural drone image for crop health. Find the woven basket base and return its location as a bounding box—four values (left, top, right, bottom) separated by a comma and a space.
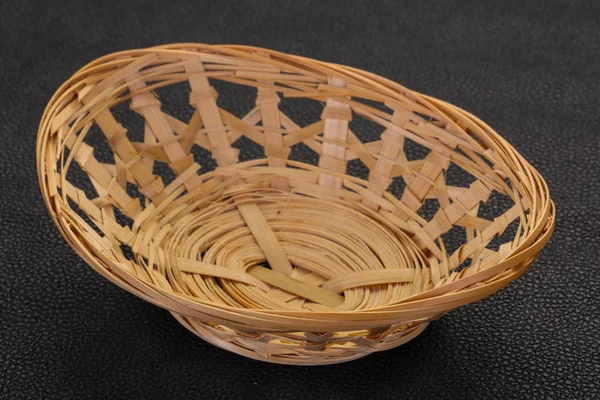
147, 160, 430, 313
131, 160, 434, 364
173, 313, 429, 365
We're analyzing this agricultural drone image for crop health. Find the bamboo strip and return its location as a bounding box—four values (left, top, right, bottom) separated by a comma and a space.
247, 266, 344, 308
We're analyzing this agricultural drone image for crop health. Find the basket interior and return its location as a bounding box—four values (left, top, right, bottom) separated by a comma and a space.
46, 48, 528, 314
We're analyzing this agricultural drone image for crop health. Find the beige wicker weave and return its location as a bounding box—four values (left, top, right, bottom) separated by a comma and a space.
37, 44, 555, 365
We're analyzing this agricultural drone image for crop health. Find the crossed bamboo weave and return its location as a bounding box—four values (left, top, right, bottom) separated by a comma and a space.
37, 44, 555, 365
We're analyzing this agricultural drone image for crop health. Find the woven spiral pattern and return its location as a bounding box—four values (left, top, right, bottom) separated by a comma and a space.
37, 44, 554, 365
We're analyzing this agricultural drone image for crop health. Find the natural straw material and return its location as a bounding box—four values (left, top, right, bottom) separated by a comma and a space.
37, 44, 555, 365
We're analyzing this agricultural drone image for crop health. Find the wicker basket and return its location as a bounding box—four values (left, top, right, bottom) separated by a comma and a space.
37, 44, 555, 365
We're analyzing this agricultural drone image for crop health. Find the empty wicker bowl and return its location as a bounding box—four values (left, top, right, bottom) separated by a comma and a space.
37, 44, 555, 365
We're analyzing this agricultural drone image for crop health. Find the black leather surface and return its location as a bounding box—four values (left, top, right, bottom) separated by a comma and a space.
1, 0, 599, 398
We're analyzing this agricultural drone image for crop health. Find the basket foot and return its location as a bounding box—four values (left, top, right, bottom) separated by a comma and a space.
172, 313, 429, 365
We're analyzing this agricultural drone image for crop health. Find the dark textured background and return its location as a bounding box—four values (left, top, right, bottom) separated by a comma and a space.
1, 0, 599, 399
